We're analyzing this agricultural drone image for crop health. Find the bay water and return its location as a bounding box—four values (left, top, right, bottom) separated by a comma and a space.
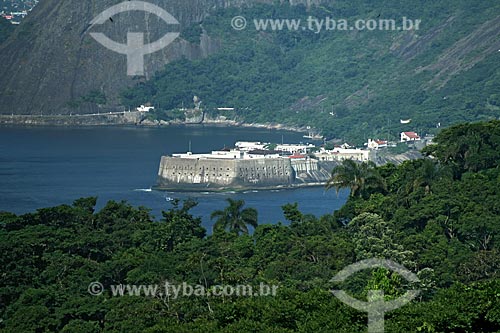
0, 126, 348, 230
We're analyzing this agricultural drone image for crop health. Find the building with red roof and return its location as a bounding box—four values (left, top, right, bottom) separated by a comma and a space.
367, 139, 388, 150
401, 131, 421, 142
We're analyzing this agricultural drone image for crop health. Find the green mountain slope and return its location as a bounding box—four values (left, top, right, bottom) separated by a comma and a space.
0, 0, 253, 115
121, 1, 500, 141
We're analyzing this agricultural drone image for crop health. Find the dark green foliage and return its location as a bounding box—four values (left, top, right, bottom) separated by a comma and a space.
181, 24, 203, 44
67, 90, 107, 108
211, 198, 258, 235
137, 198, 206, 252
327, 160, 386, 198
423, 120, 500, 177
81, 90, 107, 105
1, 120, 500, 331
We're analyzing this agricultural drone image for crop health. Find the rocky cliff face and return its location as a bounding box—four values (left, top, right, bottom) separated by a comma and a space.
0, 0, 324, 115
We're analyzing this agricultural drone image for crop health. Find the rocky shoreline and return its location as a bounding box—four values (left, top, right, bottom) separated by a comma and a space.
0, 112, 312, 135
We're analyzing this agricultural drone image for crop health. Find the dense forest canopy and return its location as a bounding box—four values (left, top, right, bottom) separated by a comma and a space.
1, 120, 499, 332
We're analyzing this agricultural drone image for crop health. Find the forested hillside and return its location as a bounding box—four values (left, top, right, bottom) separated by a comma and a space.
1, 0, 499, 142
1, 120, 499, 332
121, 1, 500, 141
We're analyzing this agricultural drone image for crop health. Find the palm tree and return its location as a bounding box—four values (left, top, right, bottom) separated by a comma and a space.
407, 159, 453, 195
326, 160, 385, 198
211, 198, 258, 235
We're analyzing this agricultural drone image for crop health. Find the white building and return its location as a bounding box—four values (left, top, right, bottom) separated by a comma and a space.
136, 105, 155, 112
314, 148, 372, 162
275, 143, 315, 154
172, 149, 281, 160
235, 142, 267, 151
367, 139, 388, 150
401, 131, 421, 142
235, 142, 315, 154
173, 150, 243, 160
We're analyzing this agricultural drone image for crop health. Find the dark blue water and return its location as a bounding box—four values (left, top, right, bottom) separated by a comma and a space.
0, 126, 348, 230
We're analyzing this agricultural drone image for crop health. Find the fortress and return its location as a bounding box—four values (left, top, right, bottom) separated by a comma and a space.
155, 142, 342, 191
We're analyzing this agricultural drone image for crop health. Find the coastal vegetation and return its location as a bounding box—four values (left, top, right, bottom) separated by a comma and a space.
326, 160, 385, 198
211, 198, 258, 235
1, 120, 500, 332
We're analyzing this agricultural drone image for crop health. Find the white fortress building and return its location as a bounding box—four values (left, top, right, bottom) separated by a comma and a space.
156, 141, 376, 191
313, 147, 373, 162
235, 141, 315, 154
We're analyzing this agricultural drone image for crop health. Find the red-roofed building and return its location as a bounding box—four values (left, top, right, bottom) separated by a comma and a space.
289, 154, 307, 160
401, 131, 421, 142
367, 139, 388, 150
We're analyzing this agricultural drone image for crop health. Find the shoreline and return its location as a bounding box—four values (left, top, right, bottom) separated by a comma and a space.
0, 113, 312, 136
152, 182, 327, 193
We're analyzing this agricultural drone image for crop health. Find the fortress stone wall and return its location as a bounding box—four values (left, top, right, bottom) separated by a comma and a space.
291, 159, 335, 184
157, 156, 296, 190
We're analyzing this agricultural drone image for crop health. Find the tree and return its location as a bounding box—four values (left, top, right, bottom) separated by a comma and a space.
131, 199, 206, 252
160, 198, 206, 250
211, 199, 258, 235
423, 120, 500, 176
349, 213, 415, 268
399, 159, 453, 198
326, 160, 386, 199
